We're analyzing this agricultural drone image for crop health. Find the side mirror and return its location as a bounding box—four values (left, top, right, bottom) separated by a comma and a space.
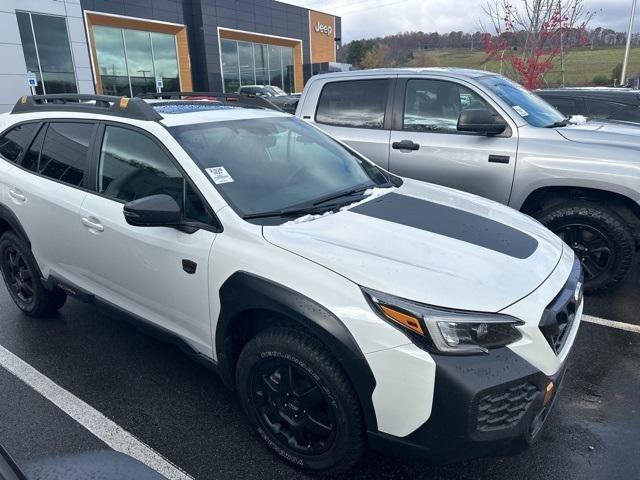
457, 108, 507, 136
123, 194, 182, 227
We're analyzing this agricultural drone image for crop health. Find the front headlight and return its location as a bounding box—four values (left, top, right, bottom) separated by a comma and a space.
363, 288, 524, 355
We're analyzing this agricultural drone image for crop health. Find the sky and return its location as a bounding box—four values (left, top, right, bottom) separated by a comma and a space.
282, 0, 638, 42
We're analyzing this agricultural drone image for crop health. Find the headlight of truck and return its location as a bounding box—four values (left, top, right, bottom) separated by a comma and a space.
363, 288, 524, 354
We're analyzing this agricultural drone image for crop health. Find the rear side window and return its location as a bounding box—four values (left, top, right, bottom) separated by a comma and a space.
21, 124, 47, 172
0, 123, 39, 163
39, 122, 94, 187
315, 79, 389, 129
586, 99, 626, 119
543, 97, 584, 116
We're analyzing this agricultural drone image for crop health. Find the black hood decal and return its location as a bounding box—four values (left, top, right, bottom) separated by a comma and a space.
350, 193, 538, 259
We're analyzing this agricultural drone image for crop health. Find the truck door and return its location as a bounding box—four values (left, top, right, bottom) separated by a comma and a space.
388, 77, 518, 204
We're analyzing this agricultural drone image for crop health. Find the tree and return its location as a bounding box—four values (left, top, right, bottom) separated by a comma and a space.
482, 0, 593, 89
360, 44, 397, 69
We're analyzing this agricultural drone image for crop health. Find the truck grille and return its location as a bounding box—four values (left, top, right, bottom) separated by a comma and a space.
539, 258, 583, 355
477, 382, 538, 431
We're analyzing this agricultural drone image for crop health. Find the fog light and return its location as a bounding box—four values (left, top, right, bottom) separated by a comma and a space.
543, 382, 555, 406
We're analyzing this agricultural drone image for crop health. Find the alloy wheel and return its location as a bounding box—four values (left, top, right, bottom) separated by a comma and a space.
556, 223, 614, 282
2, 246, 35, 304
251, 360, 336, 455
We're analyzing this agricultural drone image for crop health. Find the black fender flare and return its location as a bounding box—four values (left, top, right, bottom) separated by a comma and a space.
0, 203, 31, 247
215, 271, 378, 432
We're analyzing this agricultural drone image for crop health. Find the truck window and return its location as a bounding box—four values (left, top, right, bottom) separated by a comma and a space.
403, 79, 490, 134
315, 79, 389, 129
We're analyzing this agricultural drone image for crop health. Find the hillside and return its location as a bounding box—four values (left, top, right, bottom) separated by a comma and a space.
416, 47, 640, 87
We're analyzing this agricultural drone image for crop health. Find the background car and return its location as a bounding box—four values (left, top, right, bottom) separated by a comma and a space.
537, 87, 640, 124
238, 85, 300, 113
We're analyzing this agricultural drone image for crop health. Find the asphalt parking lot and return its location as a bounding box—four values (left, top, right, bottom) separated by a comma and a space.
0, 265, 638, 480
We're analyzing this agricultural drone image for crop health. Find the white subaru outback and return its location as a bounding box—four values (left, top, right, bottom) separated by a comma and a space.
0, 94, 583, 473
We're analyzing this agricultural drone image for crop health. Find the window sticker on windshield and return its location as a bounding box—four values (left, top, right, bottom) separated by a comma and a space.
513, 105, 529, 117
206, 167, 234, 184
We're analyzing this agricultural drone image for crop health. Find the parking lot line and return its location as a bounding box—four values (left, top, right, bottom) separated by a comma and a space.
583, 315, 640, 334
0, 344, 194, 480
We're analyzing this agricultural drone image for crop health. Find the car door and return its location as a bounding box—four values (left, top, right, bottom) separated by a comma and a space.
76, 123, 218, 352
388, 77, 518, 204
2, 121, 95, 284
306, 76, 393, 169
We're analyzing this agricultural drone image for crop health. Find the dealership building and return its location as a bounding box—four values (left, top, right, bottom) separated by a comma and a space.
0, 0, 341, 111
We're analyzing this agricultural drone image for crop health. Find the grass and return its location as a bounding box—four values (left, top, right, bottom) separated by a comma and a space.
422, 46, 640, 87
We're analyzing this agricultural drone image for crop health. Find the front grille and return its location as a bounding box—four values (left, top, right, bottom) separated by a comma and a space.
540, 258, 583, 354
477, 382, 538, 431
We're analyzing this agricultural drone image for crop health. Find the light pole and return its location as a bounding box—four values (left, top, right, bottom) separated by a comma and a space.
621, 0, 638, 86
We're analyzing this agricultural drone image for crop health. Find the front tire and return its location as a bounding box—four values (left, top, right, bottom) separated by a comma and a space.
0, 231, 67, 317
236, 327, 366, 474
536, 202, 635, 292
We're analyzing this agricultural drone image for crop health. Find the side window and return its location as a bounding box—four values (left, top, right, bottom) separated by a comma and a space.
39, 122, 94, 186
403, 79, 491, 133
543, 97, 582, 116
586, 99, 625, 119
0, 123, 40, 163
22, 124, 47, 172
316, 79, 389, 129
98, 126, 212, 224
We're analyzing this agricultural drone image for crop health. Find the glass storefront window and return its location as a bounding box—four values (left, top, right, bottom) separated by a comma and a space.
220, 39, 296, 94
16, 12, 77, 95
92, 25, 181, 97
238, 41, 255, 86
221, 39, 240, 93
268, 45, 283, 90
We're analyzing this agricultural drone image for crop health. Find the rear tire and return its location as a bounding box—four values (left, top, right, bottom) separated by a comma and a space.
236, 327, 366, 474
0, 231, 67, 317
536, 202, 635, 292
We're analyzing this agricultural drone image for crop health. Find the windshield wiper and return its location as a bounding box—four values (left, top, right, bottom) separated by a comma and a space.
545, 117, 570, 128
242, 203, 344, 220
313, 182, 393, 206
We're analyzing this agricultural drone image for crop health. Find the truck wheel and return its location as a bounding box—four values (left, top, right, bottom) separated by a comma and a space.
536, 203, 635, 292
0, 231, 67, 317
236, 327, 366, 474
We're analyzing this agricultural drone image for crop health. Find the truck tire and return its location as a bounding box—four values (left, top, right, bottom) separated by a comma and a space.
236, 327, 366, 474
536, 203, 635, 292
0, 231, 67, 317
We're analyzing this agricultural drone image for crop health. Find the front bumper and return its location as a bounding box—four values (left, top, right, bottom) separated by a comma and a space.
368, 346, 569, 463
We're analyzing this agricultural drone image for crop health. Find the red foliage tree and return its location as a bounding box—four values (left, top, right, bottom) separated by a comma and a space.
482, 0, 592, 89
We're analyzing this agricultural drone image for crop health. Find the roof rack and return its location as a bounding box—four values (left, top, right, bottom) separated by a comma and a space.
11, 94, 163, 121
138, 91, 283, 112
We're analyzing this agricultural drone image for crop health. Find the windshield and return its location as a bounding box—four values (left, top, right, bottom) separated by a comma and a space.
478, 75, 566, 127
169, 117, 390, 219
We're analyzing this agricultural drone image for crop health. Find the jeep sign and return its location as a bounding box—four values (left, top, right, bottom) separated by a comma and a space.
314, 21, 333, 36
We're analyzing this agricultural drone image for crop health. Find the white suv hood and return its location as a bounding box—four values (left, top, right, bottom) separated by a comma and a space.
263, 179, 564, 314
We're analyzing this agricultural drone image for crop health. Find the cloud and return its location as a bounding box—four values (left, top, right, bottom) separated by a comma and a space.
281, 0, 638, 42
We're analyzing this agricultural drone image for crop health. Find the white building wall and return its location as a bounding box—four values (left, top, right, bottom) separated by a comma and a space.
0, 0, 94, 113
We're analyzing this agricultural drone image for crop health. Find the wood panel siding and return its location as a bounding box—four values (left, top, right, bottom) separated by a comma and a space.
309, 10, 336, 64
85, 12, 192, 95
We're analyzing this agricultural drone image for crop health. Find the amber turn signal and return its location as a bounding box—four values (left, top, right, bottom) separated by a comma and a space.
380, 305, 425, 335
543, 381, 555, 406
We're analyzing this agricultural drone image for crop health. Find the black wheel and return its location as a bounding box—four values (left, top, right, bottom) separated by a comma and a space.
236, 327, 366, 474
0, 231, 67, 317
536, 203, 635, 292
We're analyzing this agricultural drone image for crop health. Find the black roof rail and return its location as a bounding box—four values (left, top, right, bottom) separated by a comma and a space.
138, 91, 283, 112
11, 94, 163, 121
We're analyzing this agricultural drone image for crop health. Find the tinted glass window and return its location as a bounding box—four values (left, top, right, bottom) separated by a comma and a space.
611, 106, 640, 122
316, 80, 389, 129
542, 96, 583, 116
403, 79, 491, 133
586, 99, 626, 119
39, 123, 94, 186
0, 123, 39, 163
478, 75, 564, 127
170, 117, 389, 218
98, 126, 211, 223
22, 124, 46, 172
16, 13, 78, 95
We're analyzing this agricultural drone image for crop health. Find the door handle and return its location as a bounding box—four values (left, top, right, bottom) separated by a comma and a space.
81, 217, 104, 233
392, 140, 420, 151
8, 189, 26, 202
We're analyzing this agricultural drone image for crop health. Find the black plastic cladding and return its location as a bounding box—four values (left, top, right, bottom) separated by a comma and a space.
215, 271, 378, 432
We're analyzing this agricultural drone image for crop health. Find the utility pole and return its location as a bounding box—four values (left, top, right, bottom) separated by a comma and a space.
621, 0, 638, 86
559, 0, 565, 87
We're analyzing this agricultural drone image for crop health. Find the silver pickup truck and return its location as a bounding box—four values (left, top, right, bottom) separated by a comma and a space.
295, 68, 640, 291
